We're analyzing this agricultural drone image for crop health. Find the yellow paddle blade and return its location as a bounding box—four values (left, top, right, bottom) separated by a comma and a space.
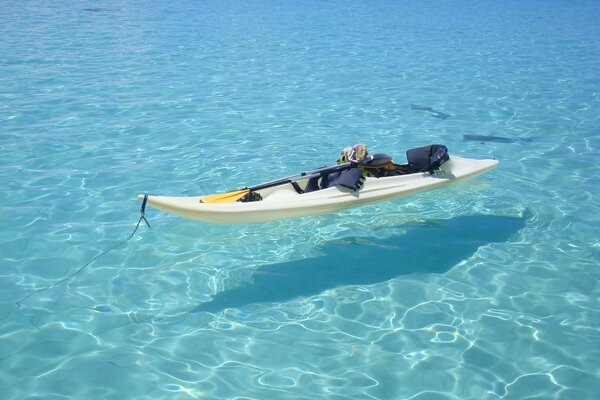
200, 189, 250, 203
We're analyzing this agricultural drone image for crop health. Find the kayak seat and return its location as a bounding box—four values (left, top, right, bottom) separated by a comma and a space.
304, 175, 321, 193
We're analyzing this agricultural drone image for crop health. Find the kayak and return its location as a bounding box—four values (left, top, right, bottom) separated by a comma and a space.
138, 156, 498, 224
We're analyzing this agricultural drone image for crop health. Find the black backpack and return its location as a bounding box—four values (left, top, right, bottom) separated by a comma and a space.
406, 144, 449, 172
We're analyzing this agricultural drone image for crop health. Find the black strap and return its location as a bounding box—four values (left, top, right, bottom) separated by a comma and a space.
290, 182, 304, 194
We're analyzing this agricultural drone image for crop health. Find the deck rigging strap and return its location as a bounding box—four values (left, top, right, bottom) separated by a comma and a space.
1, 195, 152, 321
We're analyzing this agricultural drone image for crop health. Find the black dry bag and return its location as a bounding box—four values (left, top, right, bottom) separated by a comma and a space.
406, 144, 449, 172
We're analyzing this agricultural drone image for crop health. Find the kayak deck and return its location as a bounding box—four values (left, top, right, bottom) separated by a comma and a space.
138, 156, 498, 224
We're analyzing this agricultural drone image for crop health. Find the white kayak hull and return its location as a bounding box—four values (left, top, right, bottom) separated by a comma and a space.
138, 156, 498, 224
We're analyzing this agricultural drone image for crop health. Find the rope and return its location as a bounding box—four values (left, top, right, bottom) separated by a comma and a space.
0, 195, 151, 321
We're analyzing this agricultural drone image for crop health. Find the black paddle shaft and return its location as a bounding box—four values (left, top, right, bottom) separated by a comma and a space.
245, 154, 392, 192
247, 162, 356, 192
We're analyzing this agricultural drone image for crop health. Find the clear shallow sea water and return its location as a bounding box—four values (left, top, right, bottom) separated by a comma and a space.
1, 0, 599, 399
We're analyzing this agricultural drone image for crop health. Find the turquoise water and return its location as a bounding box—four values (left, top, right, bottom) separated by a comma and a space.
1, 0, 599, 398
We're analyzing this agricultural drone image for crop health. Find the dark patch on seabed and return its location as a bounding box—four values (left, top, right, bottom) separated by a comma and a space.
193, 215, 526, 313
411, 104, 451, 120
84, 8, 120, 13
463, 134, 533, 144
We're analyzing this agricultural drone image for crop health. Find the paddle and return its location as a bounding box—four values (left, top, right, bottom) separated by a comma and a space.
200, 154, 393, 204
200, 162, 356, 203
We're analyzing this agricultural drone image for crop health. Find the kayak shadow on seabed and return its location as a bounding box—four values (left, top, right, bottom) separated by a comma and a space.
192, 215, 526, 313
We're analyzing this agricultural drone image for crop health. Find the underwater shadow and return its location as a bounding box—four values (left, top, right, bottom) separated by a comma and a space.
410, 104, 451, 120
463, 134, 533, 144
193, 215, 525, 313
84, 8, 120, 13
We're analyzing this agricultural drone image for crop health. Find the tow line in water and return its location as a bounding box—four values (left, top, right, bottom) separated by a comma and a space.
1, 194, 152, 321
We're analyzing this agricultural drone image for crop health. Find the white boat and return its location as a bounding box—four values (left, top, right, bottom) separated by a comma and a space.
138, 156, 498, 224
